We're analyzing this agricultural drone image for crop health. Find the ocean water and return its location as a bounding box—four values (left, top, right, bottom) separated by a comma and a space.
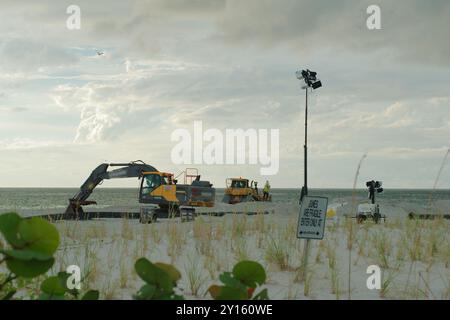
1, 188, 449, 218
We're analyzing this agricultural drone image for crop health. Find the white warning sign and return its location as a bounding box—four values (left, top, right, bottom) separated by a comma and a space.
297, 196, 328, 240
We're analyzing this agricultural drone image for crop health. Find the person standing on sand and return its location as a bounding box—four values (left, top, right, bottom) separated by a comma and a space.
263, 180, 271, 201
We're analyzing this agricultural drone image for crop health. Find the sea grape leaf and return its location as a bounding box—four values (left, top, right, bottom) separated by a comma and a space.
232, 260, 266, 287
134, 284, 156, 300
6, 257, 54, 278
0, 248, 52, 261
81, 290, 100, 300
39, 293, 65, 300
212, 285, 247, 300
154, 262, 181, 283
219, 271, 244, 289
41, 276, 67, 296
208, 285, 222, 299
135, 258, 173, 292
0, 212, 22, 246
16, 217, 59, 256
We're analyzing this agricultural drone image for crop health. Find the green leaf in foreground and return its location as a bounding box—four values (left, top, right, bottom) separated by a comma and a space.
81, 290, 100, 300
207, 285, 221, 299
133, 284, 156, 300
232, 260, 266, 287
0, 248, 52, 261
6, 257, 54, 278
1, 215, 59, 278
17, 217, 59, 256
219, 271, 245, 289
209, 285, 247, 300
135, 258, 173, 291
0, 212, 22, 246
154, 262, 181, 283
41, 276, 67, 296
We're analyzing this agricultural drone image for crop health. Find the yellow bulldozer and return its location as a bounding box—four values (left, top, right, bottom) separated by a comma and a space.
222, 178, 272, 204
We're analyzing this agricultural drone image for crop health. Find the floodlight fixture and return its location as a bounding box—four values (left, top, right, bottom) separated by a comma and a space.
312, 80, 322, 89
366, 180, 384, 204
296, 69, 322, 90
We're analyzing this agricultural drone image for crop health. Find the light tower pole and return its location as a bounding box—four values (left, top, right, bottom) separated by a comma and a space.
295, 69, 322, 281
304, 84, 308, 198
296, 69, 321, 201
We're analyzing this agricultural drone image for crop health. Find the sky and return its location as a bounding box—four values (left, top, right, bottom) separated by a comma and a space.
0, 0, 449, 188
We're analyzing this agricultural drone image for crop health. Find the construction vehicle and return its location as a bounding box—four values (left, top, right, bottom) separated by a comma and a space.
222, 178, 272, 204
65, 161, 215, 222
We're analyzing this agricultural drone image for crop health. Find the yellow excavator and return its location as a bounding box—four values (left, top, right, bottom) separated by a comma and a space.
65, 161, 215, 222
222, 178, 272, 204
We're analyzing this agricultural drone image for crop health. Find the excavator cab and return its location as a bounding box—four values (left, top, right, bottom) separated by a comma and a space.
139, 170, 215, 221
139, 171, 179, 205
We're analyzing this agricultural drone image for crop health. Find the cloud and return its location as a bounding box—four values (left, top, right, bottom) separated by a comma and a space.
0, 138, 61, 150
279, 95, 450, 160
216, 0, 450, 67
2, 1, 449, 67
75, 105, 121, 143
52, 83, 131, 143
0, 105, 28, 112
0, 38, 78, 73
0, 1, 449, 188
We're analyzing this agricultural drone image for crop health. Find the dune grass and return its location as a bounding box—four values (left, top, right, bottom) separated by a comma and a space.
37, 211, 449, 300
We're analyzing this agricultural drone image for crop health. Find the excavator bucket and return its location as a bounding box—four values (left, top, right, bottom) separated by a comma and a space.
64, 200, 97, 220
64, 202, 84, 220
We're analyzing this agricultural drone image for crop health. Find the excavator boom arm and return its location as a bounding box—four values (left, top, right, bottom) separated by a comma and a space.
66, 160, 157, 218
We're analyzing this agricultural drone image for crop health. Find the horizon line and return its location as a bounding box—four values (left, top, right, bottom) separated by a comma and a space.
0, 186, 449, 190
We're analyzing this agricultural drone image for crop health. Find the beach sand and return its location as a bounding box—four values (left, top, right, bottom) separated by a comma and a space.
44, 203, 450, 300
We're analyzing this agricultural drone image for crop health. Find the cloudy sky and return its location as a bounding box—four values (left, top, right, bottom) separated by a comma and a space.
1, 0, 449, 188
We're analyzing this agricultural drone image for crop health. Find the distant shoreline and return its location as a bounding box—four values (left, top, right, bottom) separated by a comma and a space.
1, 187, 450, 191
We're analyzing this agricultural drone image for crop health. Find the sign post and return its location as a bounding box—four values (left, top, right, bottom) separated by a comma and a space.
297, 196, 328, 281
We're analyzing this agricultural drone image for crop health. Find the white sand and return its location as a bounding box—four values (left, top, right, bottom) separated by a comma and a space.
47, 205, 450, 300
